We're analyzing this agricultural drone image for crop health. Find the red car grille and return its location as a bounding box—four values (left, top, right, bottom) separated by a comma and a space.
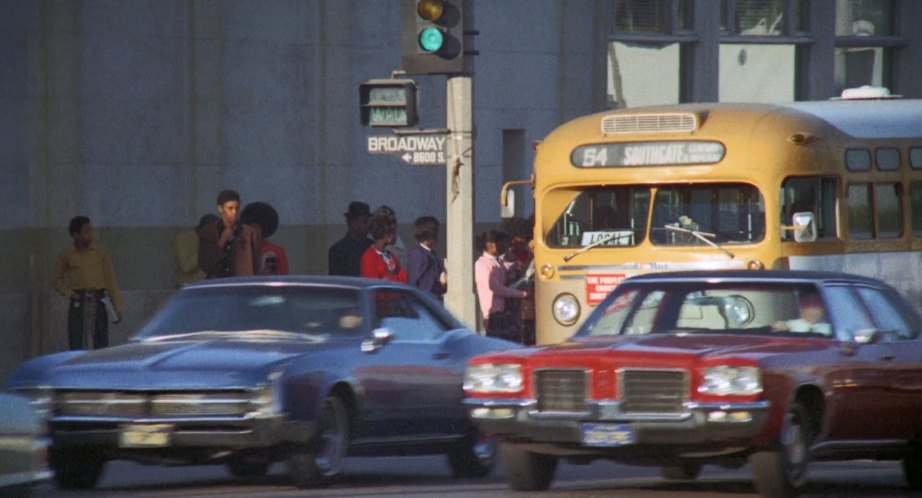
619, 369, 687, 414
533, 368, 688, 415
534, 369, 588, 413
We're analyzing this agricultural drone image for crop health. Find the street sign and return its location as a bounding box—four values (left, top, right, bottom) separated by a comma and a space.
367, 134, 447, 165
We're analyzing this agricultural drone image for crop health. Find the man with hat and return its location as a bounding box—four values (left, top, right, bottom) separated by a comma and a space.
328, 201, 372, 276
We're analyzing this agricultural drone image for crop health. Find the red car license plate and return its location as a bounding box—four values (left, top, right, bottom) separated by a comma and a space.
581, 423, 633, 447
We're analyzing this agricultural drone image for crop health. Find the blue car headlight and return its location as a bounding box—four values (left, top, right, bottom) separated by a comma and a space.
12, 387, 53, 422
249, 371, 284, 417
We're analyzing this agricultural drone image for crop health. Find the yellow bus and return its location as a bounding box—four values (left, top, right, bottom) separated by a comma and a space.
503, 96, 922, 345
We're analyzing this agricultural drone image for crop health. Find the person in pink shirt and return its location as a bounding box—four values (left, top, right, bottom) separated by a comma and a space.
474, 230, 528, 340
360, 213, 407, 283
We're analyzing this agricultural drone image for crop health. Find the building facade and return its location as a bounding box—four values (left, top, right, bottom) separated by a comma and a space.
0, 0, 919, 380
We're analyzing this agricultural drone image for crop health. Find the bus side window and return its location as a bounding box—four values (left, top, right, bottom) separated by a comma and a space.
781, 176, 837, 241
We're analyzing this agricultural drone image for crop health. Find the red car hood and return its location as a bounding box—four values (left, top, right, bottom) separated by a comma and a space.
481, 332, 833, 366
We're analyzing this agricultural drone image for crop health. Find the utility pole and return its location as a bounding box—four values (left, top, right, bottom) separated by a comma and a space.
443, 74, 476, 329
383, 0, 476, 328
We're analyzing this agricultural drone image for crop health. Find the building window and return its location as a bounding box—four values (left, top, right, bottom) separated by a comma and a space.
608, 43, 681, 107
835, 0, 893, 36
721, 0, 809, 35
834, 0, 897, 96
614, 0, 692, 33
609, 0, 690, 107
717, 1, 806, 102
719, 44, 795, 102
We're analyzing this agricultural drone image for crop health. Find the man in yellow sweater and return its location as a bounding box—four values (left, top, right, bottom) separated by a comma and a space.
52, 216, 123, 350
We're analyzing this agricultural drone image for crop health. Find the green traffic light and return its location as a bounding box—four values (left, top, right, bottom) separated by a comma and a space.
418, 27, 444, 52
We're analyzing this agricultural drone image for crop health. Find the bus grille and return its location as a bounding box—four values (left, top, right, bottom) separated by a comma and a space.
55, 390, 253, 418
619, 369, 687, 414
534, 369, 588, 413
602, 113, 698, 134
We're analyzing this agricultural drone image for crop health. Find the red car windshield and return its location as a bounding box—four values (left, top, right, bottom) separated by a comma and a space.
582, 283, 830, 338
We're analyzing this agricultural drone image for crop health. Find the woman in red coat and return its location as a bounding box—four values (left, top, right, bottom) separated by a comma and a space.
360, 213, 407, 283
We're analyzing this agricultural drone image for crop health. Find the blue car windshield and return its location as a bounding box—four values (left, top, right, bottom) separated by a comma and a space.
136, 286, 363, 339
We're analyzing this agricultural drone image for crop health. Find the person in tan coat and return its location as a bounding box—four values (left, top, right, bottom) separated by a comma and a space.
52, 216, 123, 349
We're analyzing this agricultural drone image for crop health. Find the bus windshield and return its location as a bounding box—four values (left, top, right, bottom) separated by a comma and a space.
546, 183, 765, 248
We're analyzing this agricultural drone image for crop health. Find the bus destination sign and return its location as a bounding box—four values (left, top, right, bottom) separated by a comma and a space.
571, 141, 725, 168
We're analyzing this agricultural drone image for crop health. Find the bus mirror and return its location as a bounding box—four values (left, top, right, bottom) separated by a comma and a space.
501, 189, 516, 219
792, 212, 816, 242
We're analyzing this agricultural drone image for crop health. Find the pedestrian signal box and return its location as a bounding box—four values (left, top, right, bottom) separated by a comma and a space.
359, 79, 418, 128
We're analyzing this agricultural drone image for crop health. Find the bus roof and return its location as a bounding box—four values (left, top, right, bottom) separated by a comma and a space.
547, 99, 922, 142
780, 99, 922, 139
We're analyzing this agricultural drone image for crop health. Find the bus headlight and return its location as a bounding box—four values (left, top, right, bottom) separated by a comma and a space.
464, 364, 523, 393
698, 366, 762, 396
552, 293, 580, 326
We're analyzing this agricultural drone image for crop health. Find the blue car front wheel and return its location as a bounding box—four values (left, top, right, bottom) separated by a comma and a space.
288, 396, 349, 488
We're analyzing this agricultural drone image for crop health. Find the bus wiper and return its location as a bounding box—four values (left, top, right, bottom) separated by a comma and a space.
563, 231, 633, 262
665, 224, 735, 259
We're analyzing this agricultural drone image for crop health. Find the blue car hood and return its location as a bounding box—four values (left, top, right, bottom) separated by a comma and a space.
40, 337, 341, 390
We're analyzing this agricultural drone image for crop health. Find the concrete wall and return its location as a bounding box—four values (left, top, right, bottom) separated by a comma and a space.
0, 0, 604, 381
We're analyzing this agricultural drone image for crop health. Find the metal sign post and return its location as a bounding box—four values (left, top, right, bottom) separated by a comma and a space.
443, 74, 477, 330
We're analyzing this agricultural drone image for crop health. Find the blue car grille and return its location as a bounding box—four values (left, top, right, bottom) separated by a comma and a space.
54, 390, 253, 418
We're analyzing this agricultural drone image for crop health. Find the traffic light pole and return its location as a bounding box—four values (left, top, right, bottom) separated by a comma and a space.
443, 74, 477, 330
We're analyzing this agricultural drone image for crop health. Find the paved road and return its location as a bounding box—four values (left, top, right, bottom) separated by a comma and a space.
31, 456, 914, 497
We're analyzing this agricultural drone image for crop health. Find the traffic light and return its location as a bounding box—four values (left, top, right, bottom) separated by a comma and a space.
359, 79, 418, 127
401, 0, 467, 75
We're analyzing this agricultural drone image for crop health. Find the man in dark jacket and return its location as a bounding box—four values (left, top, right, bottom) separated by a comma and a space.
328, 201, 372, 276
406, 216, 445, 299
198, 189, 259, 278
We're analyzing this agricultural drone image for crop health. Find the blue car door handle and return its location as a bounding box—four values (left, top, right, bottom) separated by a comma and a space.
432, 351, 451, 360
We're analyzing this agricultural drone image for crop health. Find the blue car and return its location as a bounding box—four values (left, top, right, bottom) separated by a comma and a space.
6, 276, 516, 490
0, 392, 51, 495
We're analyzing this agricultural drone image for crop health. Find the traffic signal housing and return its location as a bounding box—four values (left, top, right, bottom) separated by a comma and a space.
359, 79, 419, 128
401, 0, 467, 75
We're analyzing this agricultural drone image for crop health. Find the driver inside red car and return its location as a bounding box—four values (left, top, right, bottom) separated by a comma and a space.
772, 290, 831, 335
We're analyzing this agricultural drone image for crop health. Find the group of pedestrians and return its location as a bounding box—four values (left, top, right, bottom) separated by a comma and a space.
327, 201, 446, 299
474, 217, 536, 345
51, 188, 532, 351
196, 189, 290, 279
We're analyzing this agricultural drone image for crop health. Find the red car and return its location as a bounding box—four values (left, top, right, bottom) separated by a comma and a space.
463, 270, 922, 497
